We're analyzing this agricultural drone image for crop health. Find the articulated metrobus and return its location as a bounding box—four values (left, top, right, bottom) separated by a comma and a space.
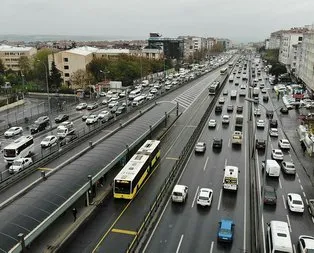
208, 81, 220, 95
220, 67, 228, 75
113, 140, 161, 199
3, 135, 34, 164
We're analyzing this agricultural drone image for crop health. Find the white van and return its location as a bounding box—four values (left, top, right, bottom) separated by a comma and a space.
129, 89, 141, 100
171, 185, 188, 203
132, 95, 146, 106
267, 220, 293, 253
263, 159, 280, 177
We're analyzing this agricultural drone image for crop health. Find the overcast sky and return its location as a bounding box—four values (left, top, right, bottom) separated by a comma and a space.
1, 0, 313, 43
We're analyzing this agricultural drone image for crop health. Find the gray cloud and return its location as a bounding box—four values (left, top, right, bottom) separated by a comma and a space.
0, 0, 313, 42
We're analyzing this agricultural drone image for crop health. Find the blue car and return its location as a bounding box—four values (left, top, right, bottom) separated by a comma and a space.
217, 219, 234, 243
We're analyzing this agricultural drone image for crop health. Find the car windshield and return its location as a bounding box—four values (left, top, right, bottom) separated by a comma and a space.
13, 161, 22, 166
292, 200, 303, 205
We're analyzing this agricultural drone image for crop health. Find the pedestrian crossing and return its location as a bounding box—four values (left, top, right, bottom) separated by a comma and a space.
173, 75, 218, 111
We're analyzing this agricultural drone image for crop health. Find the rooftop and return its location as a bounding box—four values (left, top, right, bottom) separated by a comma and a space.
66, 46, 130, 56
0, 44, 34, 52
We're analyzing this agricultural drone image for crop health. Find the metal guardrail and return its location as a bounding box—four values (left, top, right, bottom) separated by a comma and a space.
126, 66, 230, 253
0, 103, 158, 209
9, 103, 178, 253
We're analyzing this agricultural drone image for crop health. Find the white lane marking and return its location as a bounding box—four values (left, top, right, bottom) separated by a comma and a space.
300, 184, 304, 191
262, 214, 266, 253
191, 186, 199, 208
210, 241, 214, 253
293, 244, 296, 253
270, 143, 274, 150
296, 173, 299, 179
306, 198, 309, 205
312, 217, 314, 224
279, 178, 282, 189
203, 157, 209, 171
286, 215, 292, 233
243, 123, 247, 252
282, 195, 287, 209
228, 138, 231, 147
225, 158, 228, 167
217, 189, 222, 211
176, 234, 184, 253
216, 124, 220, 131
298, 178, 301, 184
303, 192, 306, 198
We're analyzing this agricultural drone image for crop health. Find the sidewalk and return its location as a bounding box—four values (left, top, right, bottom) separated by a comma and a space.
269, 89, 314, 185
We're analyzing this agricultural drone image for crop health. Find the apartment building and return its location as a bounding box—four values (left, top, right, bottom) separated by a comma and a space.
279, 29, 305, 71
49, 47, 139, 86
0, 44, 37, 71
298, 30, 314, 92
268, 30, 286, 49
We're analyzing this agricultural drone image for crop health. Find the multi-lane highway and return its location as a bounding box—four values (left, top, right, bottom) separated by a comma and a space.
143, 64, 250, 253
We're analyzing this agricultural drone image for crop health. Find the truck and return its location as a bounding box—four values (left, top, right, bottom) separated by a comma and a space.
235, 115, 243, 131
57, 121, 75, 138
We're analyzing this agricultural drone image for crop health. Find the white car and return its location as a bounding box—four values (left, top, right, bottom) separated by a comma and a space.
256, 119, 265, 128
271, 149, 284, 160
269, 128, 279, 137
165, 85, 171, 90
108, 101, 119, 108
172, 185, 188, 203
8, 157, 33, 174
208, 119, 217, 128
41, 135, 58, 148
150, 88, 158, 94
299, 235, 314, 252
218, 97, 225, 104
287, 193, 304, 213
76, 103, 87, 110
98, 111, 110, 119
197, 188, 213, 207
146, 94, 155, 100
86, 115, 99, 125
101, 99, 108, 105
281, 161, 296, 174
222, 115, 230, 124
4, 127, 23, 137
278, 139, 291, 149
195, 142, 206, 153
254, 108, 261, 116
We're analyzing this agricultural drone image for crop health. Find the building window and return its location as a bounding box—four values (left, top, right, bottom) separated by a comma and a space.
64, 73, 70, 77
64, 58, 68, 62
64, 65, 69, 70
298, 37, 303, 42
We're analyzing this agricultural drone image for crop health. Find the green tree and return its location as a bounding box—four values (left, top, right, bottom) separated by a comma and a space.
70, 69, 95, 89
32, 49, 52, 88
211, 42, 225, 53
49, 61, 62, 90
18, 56, 32, 79
0, 58, 5, 74
269, 63, 286, 78
0, 74, 5, 86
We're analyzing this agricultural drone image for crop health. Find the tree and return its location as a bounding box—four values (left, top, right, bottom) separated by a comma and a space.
32, 49, 52, 88
0, 58, 5, 74
211, 42, 225, 53
70, 69, 94, 89
18, 56, 32, 79
269, 63, 286, 78
49, 61, 62, 90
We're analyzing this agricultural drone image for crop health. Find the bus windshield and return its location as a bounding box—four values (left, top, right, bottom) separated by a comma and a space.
4, 149, 16, 157
114, 181, 131, 194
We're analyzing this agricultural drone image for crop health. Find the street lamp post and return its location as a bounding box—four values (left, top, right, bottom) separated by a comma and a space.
100, 69, 110, 92
37, 60, 51, 129
246, 97, 282, 253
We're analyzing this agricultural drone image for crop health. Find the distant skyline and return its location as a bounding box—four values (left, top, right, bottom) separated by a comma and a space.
1, 0, 313, 43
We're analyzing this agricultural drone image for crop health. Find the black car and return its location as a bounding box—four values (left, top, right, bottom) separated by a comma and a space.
263, 185, 277, 205
256, 139, 266, 150
266, 111, 274, 119
213, 138, 223, 149
30, 121, 47, 134
55, 114, 69, 123
215, 105, 223, 113
280, 107, 289, 114
269, 119, 278, 128
263, 95, 269, 102
110, 106, 119, 114
227, 105, 234, 112
236, 106, 243, 113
